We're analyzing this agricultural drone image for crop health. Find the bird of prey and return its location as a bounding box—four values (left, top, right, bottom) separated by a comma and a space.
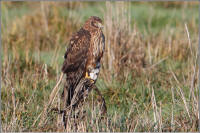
61, 16, 105, 108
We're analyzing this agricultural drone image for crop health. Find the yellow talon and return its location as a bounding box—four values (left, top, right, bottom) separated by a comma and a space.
85, 72, 95, 83
90, 79, 95, 84
85, 72, 90, 78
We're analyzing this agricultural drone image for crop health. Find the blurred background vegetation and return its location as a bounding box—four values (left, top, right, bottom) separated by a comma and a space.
1, 1, 199, 132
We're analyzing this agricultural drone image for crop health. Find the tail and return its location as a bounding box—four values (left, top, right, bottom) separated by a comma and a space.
62, 83, 74, 107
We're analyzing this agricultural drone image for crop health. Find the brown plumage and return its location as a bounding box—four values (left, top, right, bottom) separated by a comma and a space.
62, 16, 105, 107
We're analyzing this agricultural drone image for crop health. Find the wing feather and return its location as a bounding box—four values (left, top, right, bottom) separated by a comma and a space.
62, 28, 90, 73
61, 28, 91, 106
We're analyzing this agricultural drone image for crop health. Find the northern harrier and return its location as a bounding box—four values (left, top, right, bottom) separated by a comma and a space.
62, 16, 105, 108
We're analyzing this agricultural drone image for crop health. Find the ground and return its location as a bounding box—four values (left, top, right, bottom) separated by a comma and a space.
1, 1, 199, 132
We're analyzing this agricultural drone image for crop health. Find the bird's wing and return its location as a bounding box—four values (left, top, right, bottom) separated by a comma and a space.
62, 28, 91, 73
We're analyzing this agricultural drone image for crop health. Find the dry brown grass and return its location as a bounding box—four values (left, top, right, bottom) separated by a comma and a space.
1, 1, 199, 132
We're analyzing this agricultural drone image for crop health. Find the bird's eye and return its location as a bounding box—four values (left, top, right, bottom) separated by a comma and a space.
91, 21, 98, 28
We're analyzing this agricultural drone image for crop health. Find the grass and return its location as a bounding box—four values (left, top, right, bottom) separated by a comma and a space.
1, 1, 199, 132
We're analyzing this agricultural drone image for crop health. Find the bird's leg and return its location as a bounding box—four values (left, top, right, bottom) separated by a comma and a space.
85, 71, 90, 78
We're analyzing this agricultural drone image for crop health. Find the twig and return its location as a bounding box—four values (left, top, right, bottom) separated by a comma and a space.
147, 57, 168, 69
11, 87, 16, 128
170, 69, 191, 119
41, 2, 49, 38
151, 87, 158, 131
185, 23, 194, 58
35, 73, 64, 127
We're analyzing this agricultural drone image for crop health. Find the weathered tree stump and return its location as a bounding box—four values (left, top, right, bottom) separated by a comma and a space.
37, 77, 107, 130
62, 78, 107, 128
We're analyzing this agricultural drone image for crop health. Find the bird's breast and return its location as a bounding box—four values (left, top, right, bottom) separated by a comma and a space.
92, 32, 105, 58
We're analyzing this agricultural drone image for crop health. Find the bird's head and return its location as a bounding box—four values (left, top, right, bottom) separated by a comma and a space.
83, 16, 104, 31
